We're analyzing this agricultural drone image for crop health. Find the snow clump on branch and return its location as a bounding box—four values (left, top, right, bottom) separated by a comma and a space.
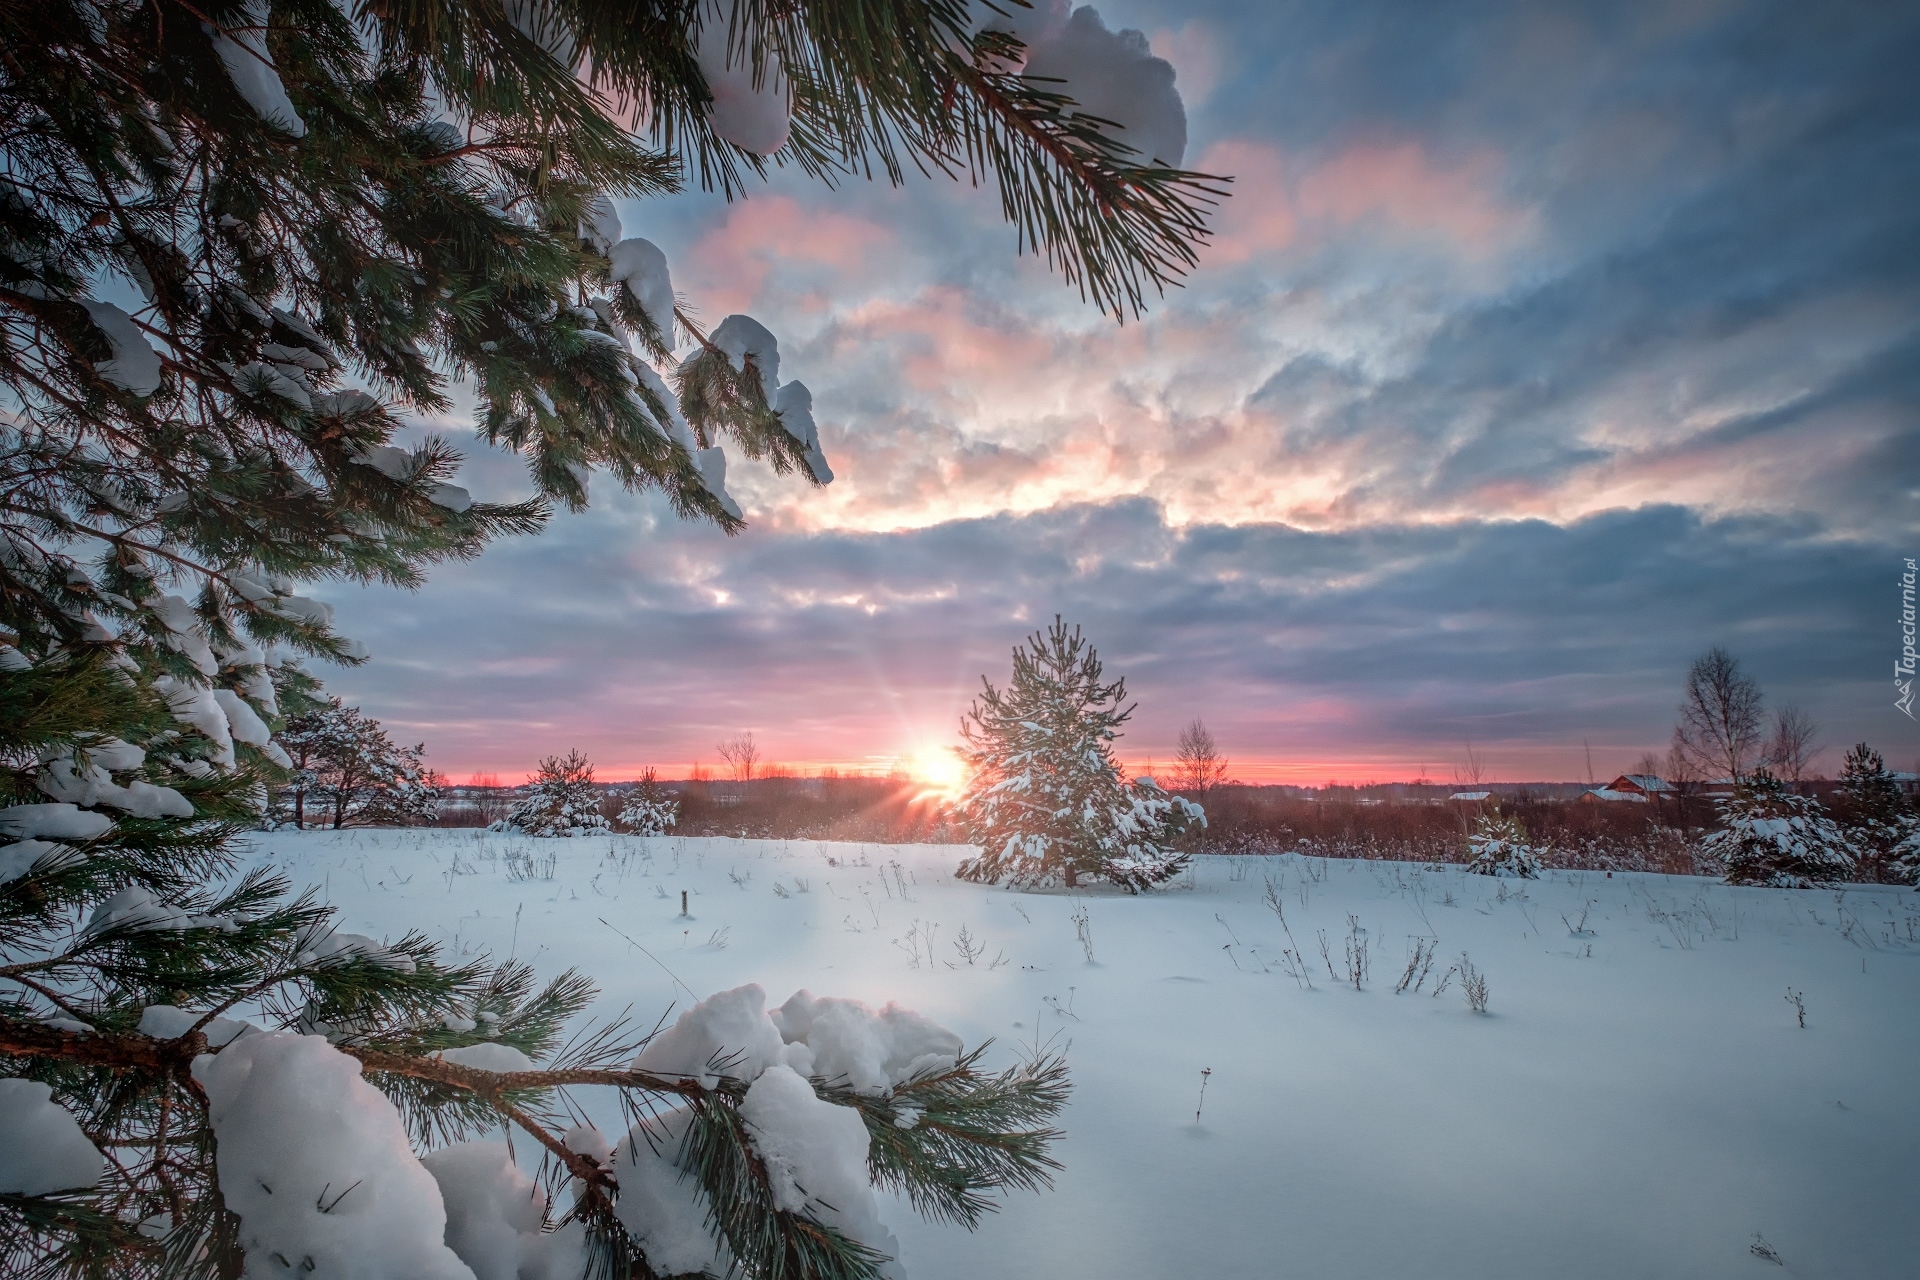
694, 0, 792, 155
193, 1032, 477, 1280
968, 2, 1187, 166
616, 983, 963, 1275
0, 1079, 103, 1196
202, 1, 308, 138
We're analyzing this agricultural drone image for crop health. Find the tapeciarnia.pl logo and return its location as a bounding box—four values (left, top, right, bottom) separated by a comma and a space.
1900, 557, 1917, 719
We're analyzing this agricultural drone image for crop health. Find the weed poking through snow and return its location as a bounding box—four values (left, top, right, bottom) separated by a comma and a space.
1460, 954, 1489, 1013
1072, 901, 1096, 963
1396, 937, 1438, 994
952, 924, 985, 966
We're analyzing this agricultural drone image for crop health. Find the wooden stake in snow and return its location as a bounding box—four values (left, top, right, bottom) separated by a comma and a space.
680, 890, 688, 917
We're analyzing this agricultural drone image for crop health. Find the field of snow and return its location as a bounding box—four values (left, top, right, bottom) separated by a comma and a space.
240, 830, 1920, 1280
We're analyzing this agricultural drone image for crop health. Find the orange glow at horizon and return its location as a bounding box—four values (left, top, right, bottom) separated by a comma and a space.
445, 752, 1556, 789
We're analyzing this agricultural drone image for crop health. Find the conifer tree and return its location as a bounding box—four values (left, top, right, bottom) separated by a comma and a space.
1701, 769, 1854, 888
501, 748, 612, 837
1464, 809, 1542, 879
1833, 743, 1920, 885
277, 694, 440, 829
954, 617, 1201, 891
0, 0, 1215, 1273
616, 766, 680, 836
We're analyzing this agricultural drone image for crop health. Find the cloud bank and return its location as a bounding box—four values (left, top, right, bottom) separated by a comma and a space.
330, 0, 1920, 781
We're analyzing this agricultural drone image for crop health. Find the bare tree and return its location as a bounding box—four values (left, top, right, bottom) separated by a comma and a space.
1173, 719, 1230, 794
1452, 741, 1485, 789
717, 732, 761, 783
468, 772, 510, 826
1671, 646, 1764, 783
1764, 703, 1820, 789
1630, 752, 1664, 781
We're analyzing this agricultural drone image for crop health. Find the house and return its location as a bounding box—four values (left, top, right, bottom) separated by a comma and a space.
1893, 771, 1920, 798
1448, 791, 1491, 803
1606, 774, 1674, 798
1579, 787, 1647, 804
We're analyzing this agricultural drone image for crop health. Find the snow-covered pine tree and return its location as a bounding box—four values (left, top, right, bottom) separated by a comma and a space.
501, 748, 612, 837
2, 1, 1213, 1273
954, 618, 1202, 891
1464, 809, 1543, 878
616, 766, 680, 836
1701, 769, 1855, 888
1833, 743, 1920, 885
276, 695, 439, 829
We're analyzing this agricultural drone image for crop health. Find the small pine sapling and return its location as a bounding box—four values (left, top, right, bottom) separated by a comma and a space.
954, 619, 1202, 892
1832, 744, 1920, 884
614, 766, 680, 837
500, 749, 612, 838
1702, 770, 1853, 887
1465, 810, 1543, 879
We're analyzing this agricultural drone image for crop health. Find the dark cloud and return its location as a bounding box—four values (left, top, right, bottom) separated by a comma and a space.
323, 491, 1897, 781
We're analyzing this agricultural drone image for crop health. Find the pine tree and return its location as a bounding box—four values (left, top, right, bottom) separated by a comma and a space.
276, 695, 439, 829
1465, 809, 1542, 879
501, 748, 612, 837
1701, 769, 1855, 888
954, 618, 1201, 891
1833, 743, 1920, 885
616, 766, 680, 836
0, 1, 1217, 1272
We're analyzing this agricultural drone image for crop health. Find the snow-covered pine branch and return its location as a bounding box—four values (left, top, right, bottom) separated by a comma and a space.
954, 617, 1200, 891
1, 974, 1067, 1280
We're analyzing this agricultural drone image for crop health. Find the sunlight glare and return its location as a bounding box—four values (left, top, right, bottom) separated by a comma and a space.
910, 747, 969, 797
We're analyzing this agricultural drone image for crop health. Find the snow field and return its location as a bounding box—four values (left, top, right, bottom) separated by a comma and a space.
241, 831, 1920, 1280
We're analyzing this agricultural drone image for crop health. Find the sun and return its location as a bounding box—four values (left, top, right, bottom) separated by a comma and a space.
909, 747, 969, 797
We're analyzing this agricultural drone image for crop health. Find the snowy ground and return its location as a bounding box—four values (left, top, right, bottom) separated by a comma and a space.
239, 830, 1920, 1280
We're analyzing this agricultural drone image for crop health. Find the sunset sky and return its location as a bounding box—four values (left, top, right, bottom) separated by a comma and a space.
332, 0, 1917, 785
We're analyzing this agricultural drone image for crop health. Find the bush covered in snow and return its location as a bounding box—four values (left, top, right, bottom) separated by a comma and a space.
498, 749, 612, 837
1833, 743, 1920, 885
955, 618, 1201, 891
615, 766, 680, 837
1702, 770, 1855, 888
1465, 810, 1543, 879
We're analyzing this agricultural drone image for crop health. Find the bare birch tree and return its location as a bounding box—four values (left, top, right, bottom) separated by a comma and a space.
1671, 646, 1765, 783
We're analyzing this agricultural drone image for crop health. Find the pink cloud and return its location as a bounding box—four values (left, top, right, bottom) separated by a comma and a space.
681, 195, 898, 315
1197, 137, 1533, 264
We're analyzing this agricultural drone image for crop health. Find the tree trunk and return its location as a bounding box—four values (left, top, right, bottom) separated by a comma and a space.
1063, 865, 1078, 888
293, 787, 304, 830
